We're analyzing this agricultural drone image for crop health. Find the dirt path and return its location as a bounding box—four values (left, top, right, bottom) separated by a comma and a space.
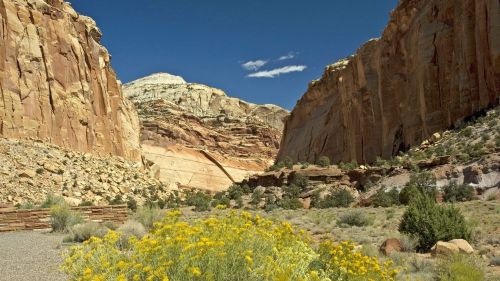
0, 231, 66, 281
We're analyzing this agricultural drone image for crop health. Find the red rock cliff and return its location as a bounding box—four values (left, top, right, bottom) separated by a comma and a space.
278, 0, 500, 164
0, 0, 140, 160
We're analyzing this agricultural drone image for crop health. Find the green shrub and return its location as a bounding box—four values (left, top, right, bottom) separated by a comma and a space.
443, 182, 474, 202
184, 191, 211, 212
40, 193, 64, 208
300, 162, 310, 169
250, 190, 264, 205
163, 193, 182, 209
17, 202, 36, 209
127, 198, 138, 211
338, 161, 359, 171
283, 184, 302, 199
50, 203, 83, 232
227, 184, 245, 200
316, 156, 331, 167
399, 185, 420, 205
211, 192, 231, 208
109, 195, 125, 205
78, 201, 94, 207
338, 210, 373, 227
398, 195, 471, 252
132, 206, 164, 230
319, 189, 354, 208
279, 198, 303, 210
268, 157, 294, 171
436, 254, 484, 281
67, 222, 109, 242
291, 173, 309, 189
372, 189, 400, 207
399, 172, 437, 205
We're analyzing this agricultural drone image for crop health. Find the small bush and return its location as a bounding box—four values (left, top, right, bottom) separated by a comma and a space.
268, 157, 294, 171
78, 201, 94, 207
40, 193, 64, 208
319, 189, 354, 208
50, 203, 83, 232
17, 202, 36, 209
250, 190, 264, 205
399, 185, 420, 205
316, 156, 331, 167
398, 195, 471, 252
338, 161, 358, 171
184, 191, 211, 212
117, 220, 147, 248
279, 197, 303, 210
127, 198, 138, 211
443, 182, 474, 202
67, 222, 109, 242
132, 206, 164, 230
211, 192, 231, 208
338, 210, 373, 227
109, 195, 125, 205
291, 173, 309, 189
399, 234, 418, 252
372, 189, 400, 207
436, 254, 484, 281
399, 171, 437, 205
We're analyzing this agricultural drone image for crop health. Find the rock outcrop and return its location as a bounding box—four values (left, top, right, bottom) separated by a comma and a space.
278, 0, 500, 164
123, 73, 289, 191
0, 0, 140, 160
0, 137, 163, 206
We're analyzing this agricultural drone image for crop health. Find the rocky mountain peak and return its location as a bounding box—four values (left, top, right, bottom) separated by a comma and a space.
124, 72, 187, 88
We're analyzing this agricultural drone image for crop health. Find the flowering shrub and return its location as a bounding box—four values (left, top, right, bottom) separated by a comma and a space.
62, 211, 397, 281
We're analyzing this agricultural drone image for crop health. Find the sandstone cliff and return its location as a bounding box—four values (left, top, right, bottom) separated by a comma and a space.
278, 0, 500, 164
0, 0, 140, 160
124, 73, 288, 191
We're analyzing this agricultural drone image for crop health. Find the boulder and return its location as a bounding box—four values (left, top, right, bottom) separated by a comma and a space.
431, 241, 460, 256
380, 238, 402, 255
448, 239, 474, 254
18, 170, 36, 179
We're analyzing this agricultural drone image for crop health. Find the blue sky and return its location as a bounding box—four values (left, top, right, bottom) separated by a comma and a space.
70, 0, 398, 110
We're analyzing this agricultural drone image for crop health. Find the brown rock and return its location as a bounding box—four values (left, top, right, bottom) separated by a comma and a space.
431, 241, 460, 256
277, 0, 499, 164
463, 165, 483, 185
0, 0, 140, 161
18, 169, 36, 178
380, 238, 402, 256
448, 239, 474, 254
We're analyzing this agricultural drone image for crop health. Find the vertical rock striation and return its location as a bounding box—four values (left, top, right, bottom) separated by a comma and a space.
278, 0, 500, 164
0, 0, 141, 160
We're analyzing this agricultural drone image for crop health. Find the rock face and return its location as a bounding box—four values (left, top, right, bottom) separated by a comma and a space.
124, 73, 288, 131
278, 0, 500, 164
0, 0, 140, 160
123, 73, 288, 191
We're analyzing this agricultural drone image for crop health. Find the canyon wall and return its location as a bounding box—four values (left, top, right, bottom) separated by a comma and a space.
0, 0, 140, 160
278, 0, 500, 164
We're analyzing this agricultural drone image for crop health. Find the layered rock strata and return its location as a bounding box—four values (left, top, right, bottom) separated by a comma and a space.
124, 73, 288, 191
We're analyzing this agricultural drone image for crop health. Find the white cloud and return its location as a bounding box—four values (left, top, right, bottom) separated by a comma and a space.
241, 60, 268, 71
247, 65, 307, 78
277, 51, 297, 61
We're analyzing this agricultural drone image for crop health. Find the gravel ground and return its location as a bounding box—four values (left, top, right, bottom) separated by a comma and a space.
0, 231, 67, 281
